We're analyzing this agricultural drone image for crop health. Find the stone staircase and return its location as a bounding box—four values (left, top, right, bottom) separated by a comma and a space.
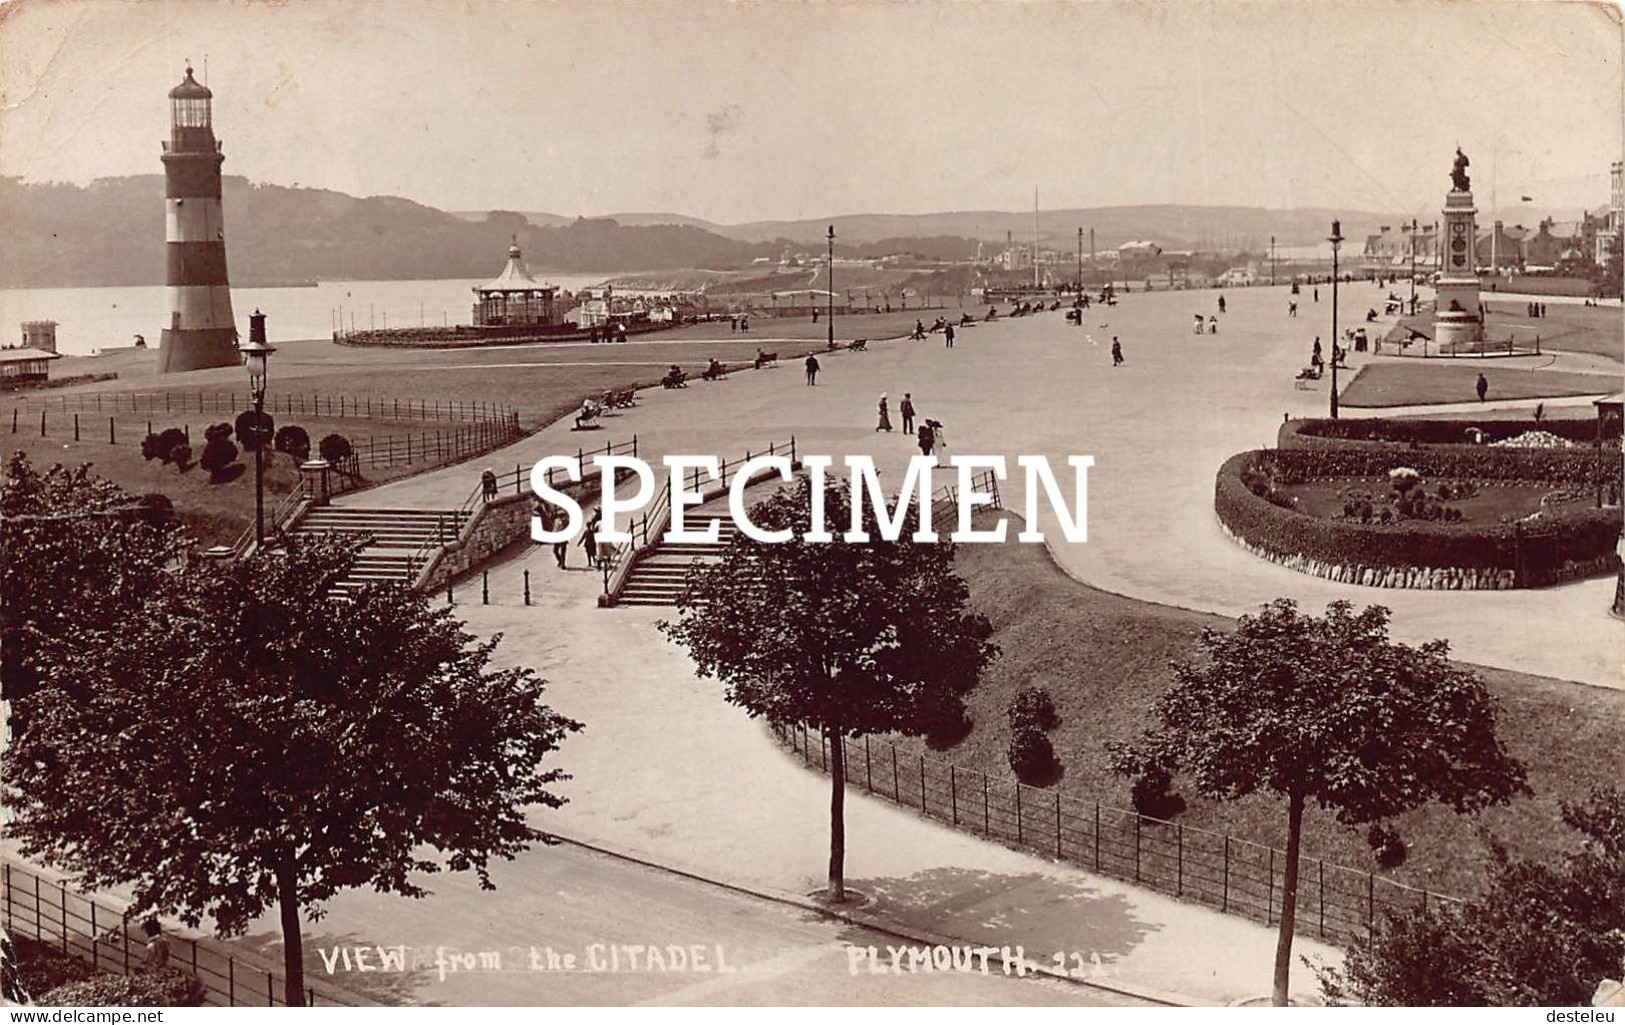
285, 507, 466, 596
616, 515, 739, 606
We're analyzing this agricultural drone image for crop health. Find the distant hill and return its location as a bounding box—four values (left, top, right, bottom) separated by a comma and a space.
11, 175, 1578, 289
0, 178, 779, 288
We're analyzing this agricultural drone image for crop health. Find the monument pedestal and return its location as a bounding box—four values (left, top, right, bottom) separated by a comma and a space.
1433, 189, 1482, 351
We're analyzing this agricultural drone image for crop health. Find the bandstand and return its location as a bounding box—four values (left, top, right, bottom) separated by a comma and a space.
471, 240, 562, 327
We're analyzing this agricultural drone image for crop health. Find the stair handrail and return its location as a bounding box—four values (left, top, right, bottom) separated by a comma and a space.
404, 509, 461, 584
458, 435, 638, 518
230, 480, 313, 559
599, 436, 798, 606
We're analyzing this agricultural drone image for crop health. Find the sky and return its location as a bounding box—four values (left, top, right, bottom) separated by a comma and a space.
0, 0, 1620, 225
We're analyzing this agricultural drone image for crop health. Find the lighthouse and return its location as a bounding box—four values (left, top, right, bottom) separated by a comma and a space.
158, 66, 239, 373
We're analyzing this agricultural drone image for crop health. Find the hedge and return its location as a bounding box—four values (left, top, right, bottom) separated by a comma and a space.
1267, 433, 1619, 491
40, 967, 206, 1007
1282, 416, 1619, 448
1215, 450, 1621, 589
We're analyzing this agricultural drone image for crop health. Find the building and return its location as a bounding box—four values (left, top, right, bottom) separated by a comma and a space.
1476, 222, 1528, 271
159, 66, 240, 373
1597, 161, 1622, 264
470, 241, 563, 327
0, 346, 62, 387
20, 320, 58, 353
1362, 223, 1439, 275
1526, 216, 1601, 269
1117, 240, 1163, 261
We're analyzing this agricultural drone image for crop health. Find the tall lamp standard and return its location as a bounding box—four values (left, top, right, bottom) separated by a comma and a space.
239, 310, 276, 547
1409, 218, 1418, 316
826, 225, 835, 350
1328, 220, 1345, 419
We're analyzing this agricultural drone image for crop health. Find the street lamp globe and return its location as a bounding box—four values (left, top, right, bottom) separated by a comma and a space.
240, 309, 276, 401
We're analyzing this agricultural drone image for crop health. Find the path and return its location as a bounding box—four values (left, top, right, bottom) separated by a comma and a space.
352, 280, 1622, 687
284, 554, 1341, 1006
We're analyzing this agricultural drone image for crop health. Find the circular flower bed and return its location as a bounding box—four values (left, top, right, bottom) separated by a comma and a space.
1216, 449, 1620, 590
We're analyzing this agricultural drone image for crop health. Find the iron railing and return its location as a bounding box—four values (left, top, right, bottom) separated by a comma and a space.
1, 859, 364, 1007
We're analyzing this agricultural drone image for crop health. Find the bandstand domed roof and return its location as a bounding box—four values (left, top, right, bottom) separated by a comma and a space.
169, 66, 213, 100
475, 239, 551, 293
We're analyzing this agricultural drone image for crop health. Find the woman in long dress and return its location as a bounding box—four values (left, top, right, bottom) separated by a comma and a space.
875, 393, 893, 432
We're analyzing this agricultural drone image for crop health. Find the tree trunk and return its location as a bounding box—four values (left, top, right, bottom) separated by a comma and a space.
275, 851, 306, 1007
1272, 789, 1306, 1007
827, 724, 847, 903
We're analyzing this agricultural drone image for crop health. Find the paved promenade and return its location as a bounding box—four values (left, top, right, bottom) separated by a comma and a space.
353, 280, 1622, 687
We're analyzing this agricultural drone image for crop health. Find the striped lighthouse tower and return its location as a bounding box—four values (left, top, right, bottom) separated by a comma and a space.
158, 66, 239, 373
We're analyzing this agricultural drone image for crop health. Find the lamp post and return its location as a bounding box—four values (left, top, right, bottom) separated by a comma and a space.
1409, 218, 1418, 316
1077, 227, 1084, 295
826, 225, 835, 349
1328, 220, 1345, 419
239, 310, 276, 547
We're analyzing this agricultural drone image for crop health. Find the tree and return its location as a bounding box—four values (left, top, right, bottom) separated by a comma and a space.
660, 479, 996, 902
4, 534, 582, 1006
1110, 599, 1528, 1006
234, 409, 274, 452
1, 454, 188, 707
1314, 787, 1625, 1006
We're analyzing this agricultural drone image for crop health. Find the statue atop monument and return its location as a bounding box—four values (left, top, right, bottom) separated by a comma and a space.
1451, 147, 1471, 192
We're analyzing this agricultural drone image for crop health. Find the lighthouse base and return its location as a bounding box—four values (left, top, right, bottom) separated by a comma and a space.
158, 327, 240, 374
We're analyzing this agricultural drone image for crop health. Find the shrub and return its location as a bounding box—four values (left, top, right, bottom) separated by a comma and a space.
40, 967, 206, 1007
199, 435, 239, 481
918, 690, 973, 750
1367, 823, 1408, 869
170, 444, 193, 472
1007, 686, 1059, 732
141, 427, 188, 464
203, 422, 233, 444
274, 424, 311, 462
234, 409, 274, 452
318, 433, 353, 463
1008, 723, 1059, 785
1129, 763, 1187, 819
134, 493, 175, 529
11, 935, 92, 999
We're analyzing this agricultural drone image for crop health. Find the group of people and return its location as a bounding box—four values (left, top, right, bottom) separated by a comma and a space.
533, 499, 607, 570
1527, 301, 1549, 318
873, 391, 948, 457
728, 315, 751, 333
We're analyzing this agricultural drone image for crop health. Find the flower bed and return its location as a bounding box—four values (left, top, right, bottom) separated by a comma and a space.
1280, 416, 1619, 450
1215, 450, 1621, 590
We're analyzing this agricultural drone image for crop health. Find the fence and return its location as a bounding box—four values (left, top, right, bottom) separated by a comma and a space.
3, 399, 521, 476
2, 389, 519, 426
772, 725, 1459, 946
1, 859, 362, 1007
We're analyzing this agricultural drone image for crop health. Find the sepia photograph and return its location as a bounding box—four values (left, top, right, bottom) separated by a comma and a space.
0, 0, 1621, 1013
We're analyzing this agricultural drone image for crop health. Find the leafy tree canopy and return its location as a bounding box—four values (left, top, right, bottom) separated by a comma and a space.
1316, 787, 1625, 1006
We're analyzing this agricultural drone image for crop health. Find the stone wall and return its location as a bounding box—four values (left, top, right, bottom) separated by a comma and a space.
417, 493, 535, 593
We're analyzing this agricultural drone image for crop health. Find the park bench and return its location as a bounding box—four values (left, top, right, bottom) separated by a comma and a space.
753, 350, 779, 369
574, 399, 604, 430
662, 368, 689, 389
848, 339, 868, 352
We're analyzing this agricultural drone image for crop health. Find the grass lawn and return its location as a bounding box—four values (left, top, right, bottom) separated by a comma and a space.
1339, 360, 1620, 408
1, 408, 524, 546
884, 510, 1625, 901
1483, 300, 1624, 362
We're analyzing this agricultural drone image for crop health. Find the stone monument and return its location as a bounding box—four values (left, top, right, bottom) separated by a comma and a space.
1434, 148, 1484, 353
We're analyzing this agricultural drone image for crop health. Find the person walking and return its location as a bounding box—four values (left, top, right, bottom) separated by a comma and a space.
1111, 337, 1124, 366
1476, 373, 1489, 402
944, 323, 955, 348
917, 423, 934, 457
875, 393, 893, 432
805, 354, 820, 386
581, 511, 601, 569
1218, 294, 1226, 314
481, 468, 499, 502
900, 393, 916, 434
1313, 287, 1320, 303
